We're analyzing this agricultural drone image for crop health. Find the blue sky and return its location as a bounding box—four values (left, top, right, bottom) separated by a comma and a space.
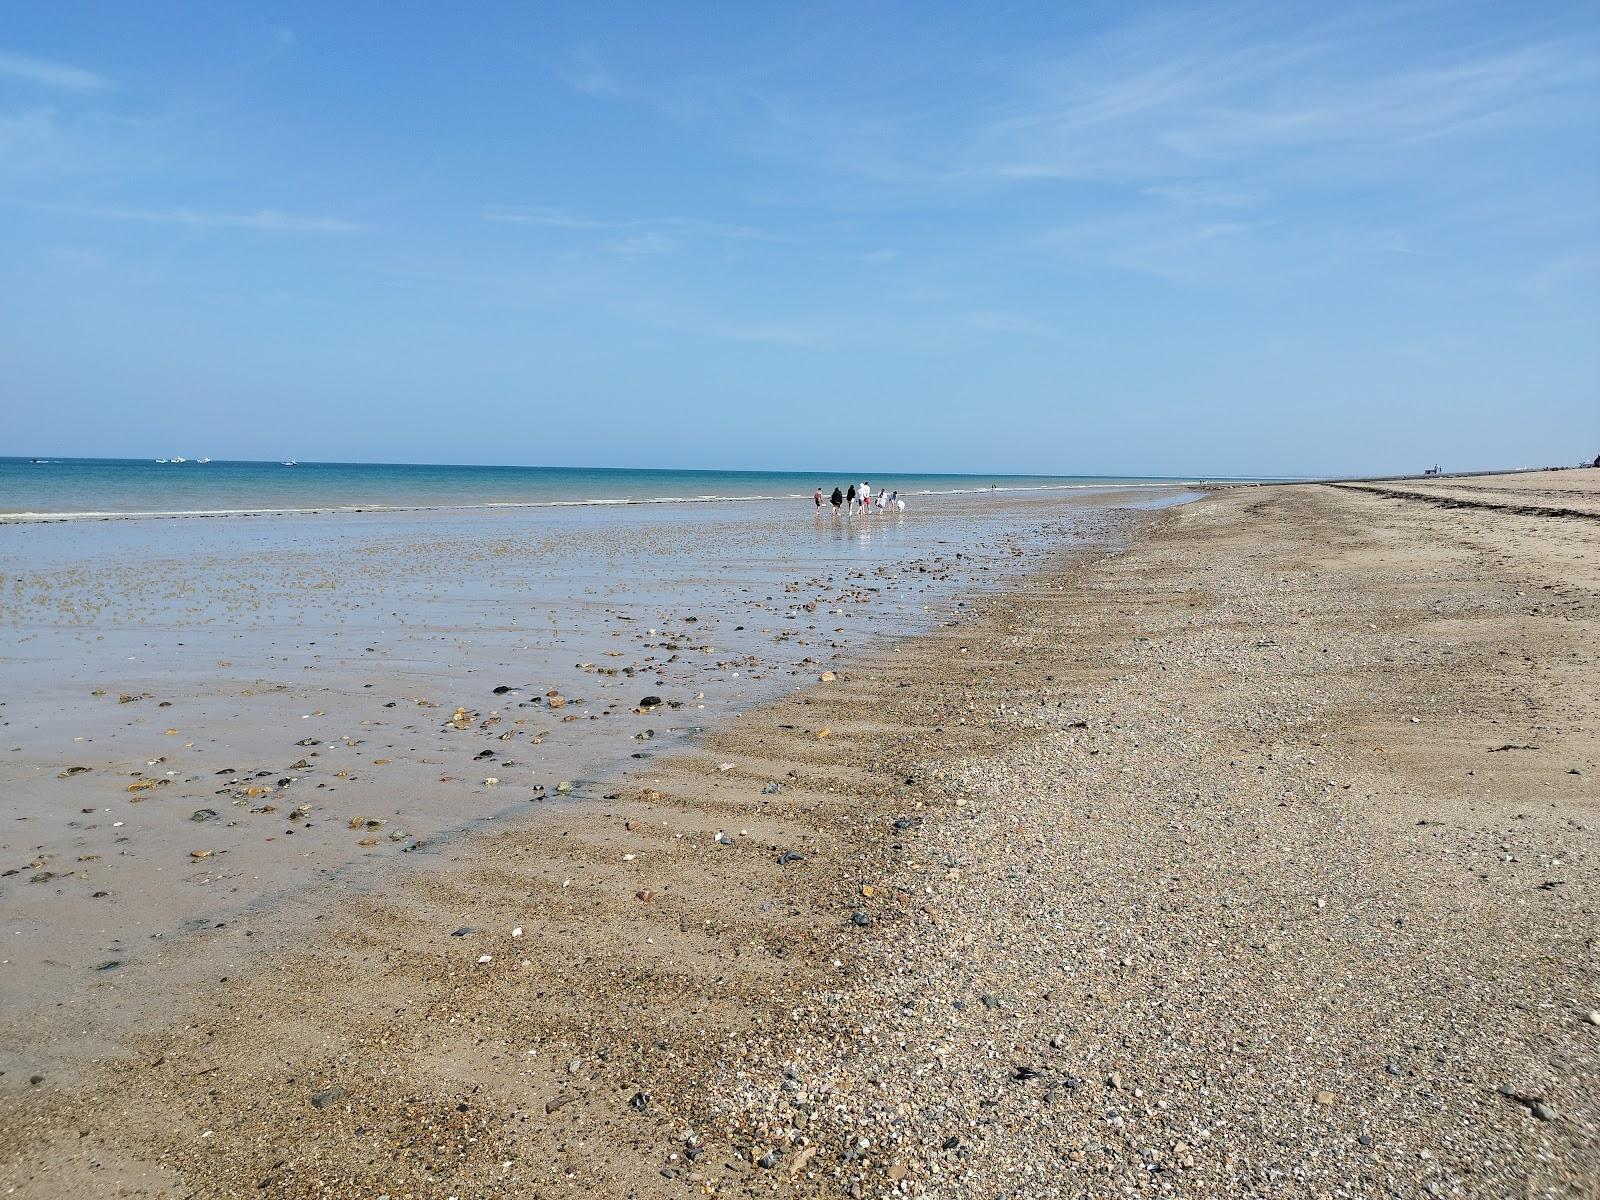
1, 1, 1596, 476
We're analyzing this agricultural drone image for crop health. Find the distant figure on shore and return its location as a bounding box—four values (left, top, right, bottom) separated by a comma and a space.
814, 486, 823, 508
830, 486, 843, 512
846, 483, 856, 512
861, 481, 872, 511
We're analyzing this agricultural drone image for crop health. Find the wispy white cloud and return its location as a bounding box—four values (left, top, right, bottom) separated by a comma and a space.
483, 205, 775, 244
963, 310, 1061, 341
554, 48, 626, 98
968, 15, 1600, 189
607, 231, 678, 257
0, 50, 112, 94
1141, 181, 1262, 209
65, 206, 366, 233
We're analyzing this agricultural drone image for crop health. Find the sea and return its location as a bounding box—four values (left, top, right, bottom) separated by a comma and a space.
0, 457, 1208, 520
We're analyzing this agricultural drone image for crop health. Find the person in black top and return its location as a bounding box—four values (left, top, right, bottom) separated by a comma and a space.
830, 486, 843, 512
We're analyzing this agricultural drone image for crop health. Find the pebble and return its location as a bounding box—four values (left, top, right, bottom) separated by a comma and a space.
310, 1087, 347, 1109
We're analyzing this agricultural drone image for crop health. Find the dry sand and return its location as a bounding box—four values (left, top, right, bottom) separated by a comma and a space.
1, 471, 1595, 1198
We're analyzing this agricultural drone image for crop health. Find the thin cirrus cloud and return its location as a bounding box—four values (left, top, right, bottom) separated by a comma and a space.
66, 206, 366, 233
482, 205, 776, 244
0, 49, 112, 93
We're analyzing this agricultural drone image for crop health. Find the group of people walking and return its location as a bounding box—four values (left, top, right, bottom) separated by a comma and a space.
813, 481, 903, 514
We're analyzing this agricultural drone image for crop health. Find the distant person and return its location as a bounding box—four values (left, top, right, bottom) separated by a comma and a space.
861, 481, 872, 510
831, 486, 843, 512
814, 486, 823, 508
846, 484, 856, 512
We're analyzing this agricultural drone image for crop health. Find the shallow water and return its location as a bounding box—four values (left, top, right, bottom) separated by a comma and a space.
0, 488, 1194, 1046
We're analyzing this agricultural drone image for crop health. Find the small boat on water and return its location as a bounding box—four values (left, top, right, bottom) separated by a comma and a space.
281, 460, 298, 467
197, 457, 211, 464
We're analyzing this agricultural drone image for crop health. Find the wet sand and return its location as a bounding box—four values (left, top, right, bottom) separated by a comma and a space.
0, 489, 1176, 1069
1, 472, 1595, 1197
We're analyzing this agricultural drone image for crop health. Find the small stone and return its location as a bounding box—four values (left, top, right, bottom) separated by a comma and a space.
762, 781, 782, 795
1585, 1010, 1600, 1027
757, 1148, 779, 1169
310, 1086, 347, 1109
1316, 1090, 1337, 1106
545, 1094, 575, 1114
1531, 1101, 1557, 1121
851, 911, 872, 927
777, 851, 803, 865
450, 926, 474, 937
190, 808, 219, 822
629, 1090, 651, 1112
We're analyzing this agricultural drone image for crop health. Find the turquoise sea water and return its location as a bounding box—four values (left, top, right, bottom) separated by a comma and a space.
0, 458, 1211, 520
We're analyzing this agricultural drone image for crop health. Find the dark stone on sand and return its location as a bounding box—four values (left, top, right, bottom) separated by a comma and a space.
762, 781, 781, 794
295, 738, 319, 747
777, 851, 803, 865
851, 911, 872, 927
191, 808, 219, 822
451, 926, 474, 937
629, 1090, 651, 1112
545, 1094, 576, 1114
29, 1075, 43, 1086
95, 960, 121, 971
310, 1086, 348, 1109
757, 1149, 780, 1169
492, 685, 514, 694
638, 695, 663, 709
475, 750, 495, 759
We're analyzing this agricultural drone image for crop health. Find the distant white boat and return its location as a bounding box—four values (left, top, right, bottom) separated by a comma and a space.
281, 460, 298, 467
155, 458, 168, 464
197, 457, 211, 464
170, 457, 187, 464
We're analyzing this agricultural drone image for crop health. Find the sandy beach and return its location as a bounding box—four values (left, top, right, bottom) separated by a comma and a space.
2, 472, 1596, 1197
